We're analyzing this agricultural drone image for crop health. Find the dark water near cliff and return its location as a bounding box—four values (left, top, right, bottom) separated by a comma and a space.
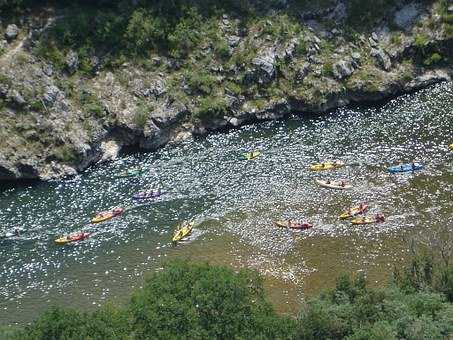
1, 82, 452, 324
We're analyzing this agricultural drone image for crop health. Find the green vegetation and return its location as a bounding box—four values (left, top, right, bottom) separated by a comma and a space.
133, 101, 152, 128
184, 69, 217, 95
6, 256, 453, 339
414, 34, 429, 49
194, 96, 228, 121
424, 52, 443, 66
52, 145, 79, 163
11, 261, 296, 339
322, 62, 334, 78
78, 90, 104, 118
346, 0, 398, 28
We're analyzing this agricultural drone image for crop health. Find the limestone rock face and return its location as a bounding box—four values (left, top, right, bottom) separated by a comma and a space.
333, 59, 355, 80
65, 51, 79, 74
371, 48, 392, 71
5, 24, 19, 41
0, 1, 451, 182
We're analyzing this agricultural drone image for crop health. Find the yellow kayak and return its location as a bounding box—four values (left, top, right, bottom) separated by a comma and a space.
172, 221, 194, 243
55, 232, 91, 245
351, 217, 376, 225
449, 143, 453, 150
91, 208, 124, 224
310, 161, 344, 171
242, 151, 261, 160
339, 204, 369, 219
351, 214, 385, 225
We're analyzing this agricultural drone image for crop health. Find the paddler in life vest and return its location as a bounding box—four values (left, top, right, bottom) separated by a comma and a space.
375, 213, 385, 222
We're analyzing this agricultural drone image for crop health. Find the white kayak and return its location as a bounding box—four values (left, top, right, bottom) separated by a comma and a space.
315, 179, 352, 189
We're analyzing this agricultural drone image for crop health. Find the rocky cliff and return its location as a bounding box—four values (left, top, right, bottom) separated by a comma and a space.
0, 0, 451, 181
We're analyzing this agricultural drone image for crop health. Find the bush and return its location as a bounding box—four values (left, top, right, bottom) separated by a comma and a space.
132, 102, 151, 128
13, 305, 130, 340
322, 62, 334, 77
52, 145, 80, 163
297, 272, 453, 340
347, 0, 397, 28
125, 8, 167, 53
214, 38, 231, 59
424, 52, 442, 66
78, 90, 104, 118
184, 70, 217, 95
294, 38, 307, 57
130, 260, 295, 339
193, 96, 228, 121
15, 261, 295, 339
414, 34, 429, 49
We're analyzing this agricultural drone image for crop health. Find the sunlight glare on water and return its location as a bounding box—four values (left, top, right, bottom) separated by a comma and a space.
0, 82, 452, 323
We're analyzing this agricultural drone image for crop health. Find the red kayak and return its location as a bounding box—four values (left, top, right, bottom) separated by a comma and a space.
55, 232, 91, 245
274, 220, 314, 230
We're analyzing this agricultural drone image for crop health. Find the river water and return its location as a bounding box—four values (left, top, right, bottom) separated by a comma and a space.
1, 82, 452, 324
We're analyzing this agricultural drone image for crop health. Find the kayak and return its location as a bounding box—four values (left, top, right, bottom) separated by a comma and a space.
91, 207, 124, 224
117, 169, 144, 178
274, 220, 313, 230
132, 190, 163, 200
351, 217, 376, 225
351, 215, 385, 225
449, 143, 453, 150
339, 204, 369, 219
315, 179, 352, 189
55, 232, 90, 245
172, 221, 194, 243
388, 163, 423, 173
1, 228, 23, 238
242, 151, 261, 160
310, 161, 344, 171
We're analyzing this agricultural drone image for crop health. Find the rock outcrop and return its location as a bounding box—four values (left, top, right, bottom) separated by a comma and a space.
0, 0, 451, 181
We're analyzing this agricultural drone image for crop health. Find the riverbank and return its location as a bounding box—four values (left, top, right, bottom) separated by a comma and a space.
0, 0, 452, 181
4, 255, 453, 339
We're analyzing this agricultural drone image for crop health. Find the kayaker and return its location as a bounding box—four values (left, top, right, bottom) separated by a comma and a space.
376, 214, 385, 222
341, 181, 346, 187
326, 179, 331, 184
14, 229, 20, 237
411, 162, 417, 171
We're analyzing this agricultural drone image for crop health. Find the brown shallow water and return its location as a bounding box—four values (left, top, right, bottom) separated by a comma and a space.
0, 82, 452, 324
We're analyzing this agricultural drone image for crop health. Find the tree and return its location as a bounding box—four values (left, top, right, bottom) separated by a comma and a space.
129, 260, 296, 339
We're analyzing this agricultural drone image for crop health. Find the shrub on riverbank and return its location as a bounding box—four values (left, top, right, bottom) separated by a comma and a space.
8, 258, 453, 339
12, 261, 296, 339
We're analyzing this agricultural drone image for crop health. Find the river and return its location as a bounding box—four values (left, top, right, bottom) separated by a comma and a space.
1, 82, 452, 324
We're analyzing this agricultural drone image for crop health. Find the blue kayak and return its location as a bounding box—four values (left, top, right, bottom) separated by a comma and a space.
388, 163, 423, 173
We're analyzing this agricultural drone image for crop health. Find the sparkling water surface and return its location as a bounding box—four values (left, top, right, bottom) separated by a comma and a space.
1, 82, 452, 323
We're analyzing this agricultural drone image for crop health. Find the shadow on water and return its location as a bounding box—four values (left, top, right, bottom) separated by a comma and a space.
0, 82, 453, 324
